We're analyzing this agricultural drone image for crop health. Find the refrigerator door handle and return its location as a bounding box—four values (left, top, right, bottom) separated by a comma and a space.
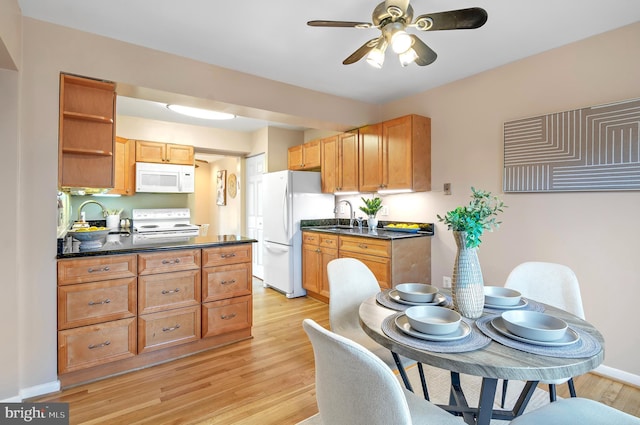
283, 184, 289, 236
264, 241, 289, 253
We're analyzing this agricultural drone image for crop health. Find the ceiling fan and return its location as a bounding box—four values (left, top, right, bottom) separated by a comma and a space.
307, 0, 488, 68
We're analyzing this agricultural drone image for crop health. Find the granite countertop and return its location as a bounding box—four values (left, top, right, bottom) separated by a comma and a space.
300, 219, 434, 240
58, 232, 256, 259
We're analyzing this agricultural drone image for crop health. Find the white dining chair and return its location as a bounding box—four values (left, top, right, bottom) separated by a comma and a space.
302, 318, 464, 425
501, 261, 585, 405
510, 397, 640, 425
326, 258, 426, 395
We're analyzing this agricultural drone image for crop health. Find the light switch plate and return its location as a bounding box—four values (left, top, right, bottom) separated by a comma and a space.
444, 183, 451, 195
380, 206, 389, 216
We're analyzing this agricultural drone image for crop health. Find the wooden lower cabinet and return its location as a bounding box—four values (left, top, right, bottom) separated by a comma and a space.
202, 295, 252, 337
138, 305, 201, 353
58, 317, 136, 374
302, 232, 338, 302
57, 244, 254, 387
302, 231, 431, 301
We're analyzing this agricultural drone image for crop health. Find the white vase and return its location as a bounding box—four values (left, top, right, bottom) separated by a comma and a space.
367, 216, 378, 232
451, 231, 484, 319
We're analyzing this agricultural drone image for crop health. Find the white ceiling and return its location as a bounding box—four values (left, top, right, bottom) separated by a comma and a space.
18, 0, 640, 132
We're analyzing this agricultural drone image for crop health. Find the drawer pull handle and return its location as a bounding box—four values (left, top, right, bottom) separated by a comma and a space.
220, 279, 236, 285
88, 340, 111, 349
162, 324, 181, 332
161, 288, 181, 295
315, 248, 321, 253
221, 313, 237, 320
88, 298, 111, 306
161, 258, 181, 265
358, 244, 368, 249
220, 253, 237, 258
88, 266, 110, 273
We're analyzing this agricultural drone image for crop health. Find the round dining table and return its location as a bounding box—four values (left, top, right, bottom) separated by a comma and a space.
359, 293, 605, 425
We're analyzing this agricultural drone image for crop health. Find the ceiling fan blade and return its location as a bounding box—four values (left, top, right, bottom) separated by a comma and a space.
410, 35, 437, 66
343, 38, 381, 65
307, 20, 373, 29
414, 7, 488, 31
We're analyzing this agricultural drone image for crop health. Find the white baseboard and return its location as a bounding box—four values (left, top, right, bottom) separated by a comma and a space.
1, 380, 60, 402
594, 364, 640, 387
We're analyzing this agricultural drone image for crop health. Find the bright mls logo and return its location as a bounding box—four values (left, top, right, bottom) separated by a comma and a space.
1, 403, 69, 424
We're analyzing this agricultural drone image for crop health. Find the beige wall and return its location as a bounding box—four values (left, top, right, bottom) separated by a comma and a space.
0, 0, 21, 70
380, 23, 640, 378
211, 157, 242, 234
3, 6, 639, 401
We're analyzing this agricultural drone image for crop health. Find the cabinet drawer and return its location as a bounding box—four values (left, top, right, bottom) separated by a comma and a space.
339, 235, 391, 258
319, 234, 338, 249
339, 252, 391, 289
202, 295, 252, 338
58, 277, 136, 330
138, 305, 201, 354
302, 232, 320, 245
58, 317, 136, 374
202, 263, 251, 302
202, 244, 251, 267
138, 249, 201, 275
58, 254, 137, 285
138, 269, 201, 315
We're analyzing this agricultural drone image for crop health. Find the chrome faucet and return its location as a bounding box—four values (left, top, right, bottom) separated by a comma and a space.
77, 200, 107, 221
339, 200, 355, 228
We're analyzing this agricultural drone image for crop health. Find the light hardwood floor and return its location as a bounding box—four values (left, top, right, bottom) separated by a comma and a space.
34, 279, 639, 424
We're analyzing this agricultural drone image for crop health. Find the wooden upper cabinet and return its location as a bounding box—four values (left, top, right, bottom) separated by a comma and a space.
288, 139, 321, 170
320, 132, 358, 193
358, 123, 383, 193
135, 140, 194, 165
58, 73, 116, 189
358, 114, 431, 192
109, 137, 135, 195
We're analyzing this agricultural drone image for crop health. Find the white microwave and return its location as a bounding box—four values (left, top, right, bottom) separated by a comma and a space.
135, 162, 195, 193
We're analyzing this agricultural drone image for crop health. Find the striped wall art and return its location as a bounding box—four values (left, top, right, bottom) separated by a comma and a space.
503, 98, 640, 192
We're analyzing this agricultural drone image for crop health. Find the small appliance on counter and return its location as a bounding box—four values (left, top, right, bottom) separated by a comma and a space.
131, 208, 200, 243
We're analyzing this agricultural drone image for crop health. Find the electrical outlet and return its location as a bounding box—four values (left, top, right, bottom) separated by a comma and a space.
380, 206, 389, 216
444, 183, 451, 195
339, 205, 345, 214
442, 276, 452, 288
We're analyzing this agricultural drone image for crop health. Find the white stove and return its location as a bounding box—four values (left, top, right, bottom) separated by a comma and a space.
132, 208, 200, 243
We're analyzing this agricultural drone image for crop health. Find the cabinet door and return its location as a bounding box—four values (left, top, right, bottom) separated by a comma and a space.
166, 143, 194, 165
358, 123, 383, 192
303, 139, 321, 169
319, 247, 338, 298
339, 251, 391, 289
202, 244, 251, 268
135, 140, 166, 163
58, 74, 116, 189
320, 135, 338, 193
383, 115, 414, 190
338, 131, 359, 192
302, 243, 321, 293
110, 137, 135, 195
288, 145, 304, 170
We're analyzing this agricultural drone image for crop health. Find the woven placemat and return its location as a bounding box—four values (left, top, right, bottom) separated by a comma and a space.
475, 315, 602, 358
376, 289, 453, 311
381, 313, 491, 353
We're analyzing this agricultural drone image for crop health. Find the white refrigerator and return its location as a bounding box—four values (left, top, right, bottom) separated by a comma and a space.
263, 170, 335, 298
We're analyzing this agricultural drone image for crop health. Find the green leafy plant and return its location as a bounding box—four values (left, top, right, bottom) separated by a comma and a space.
437, 187, 505, 248
359, 196, 383, 217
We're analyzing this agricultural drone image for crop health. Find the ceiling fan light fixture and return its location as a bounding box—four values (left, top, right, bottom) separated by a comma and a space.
399, 48, 418, 67
384, 22, 413, 54
166, 104, 235, 120
366, 39, 388, 69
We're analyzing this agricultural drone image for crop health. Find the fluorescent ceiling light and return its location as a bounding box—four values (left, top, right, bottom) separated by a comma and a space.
166, 104, 235, 120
